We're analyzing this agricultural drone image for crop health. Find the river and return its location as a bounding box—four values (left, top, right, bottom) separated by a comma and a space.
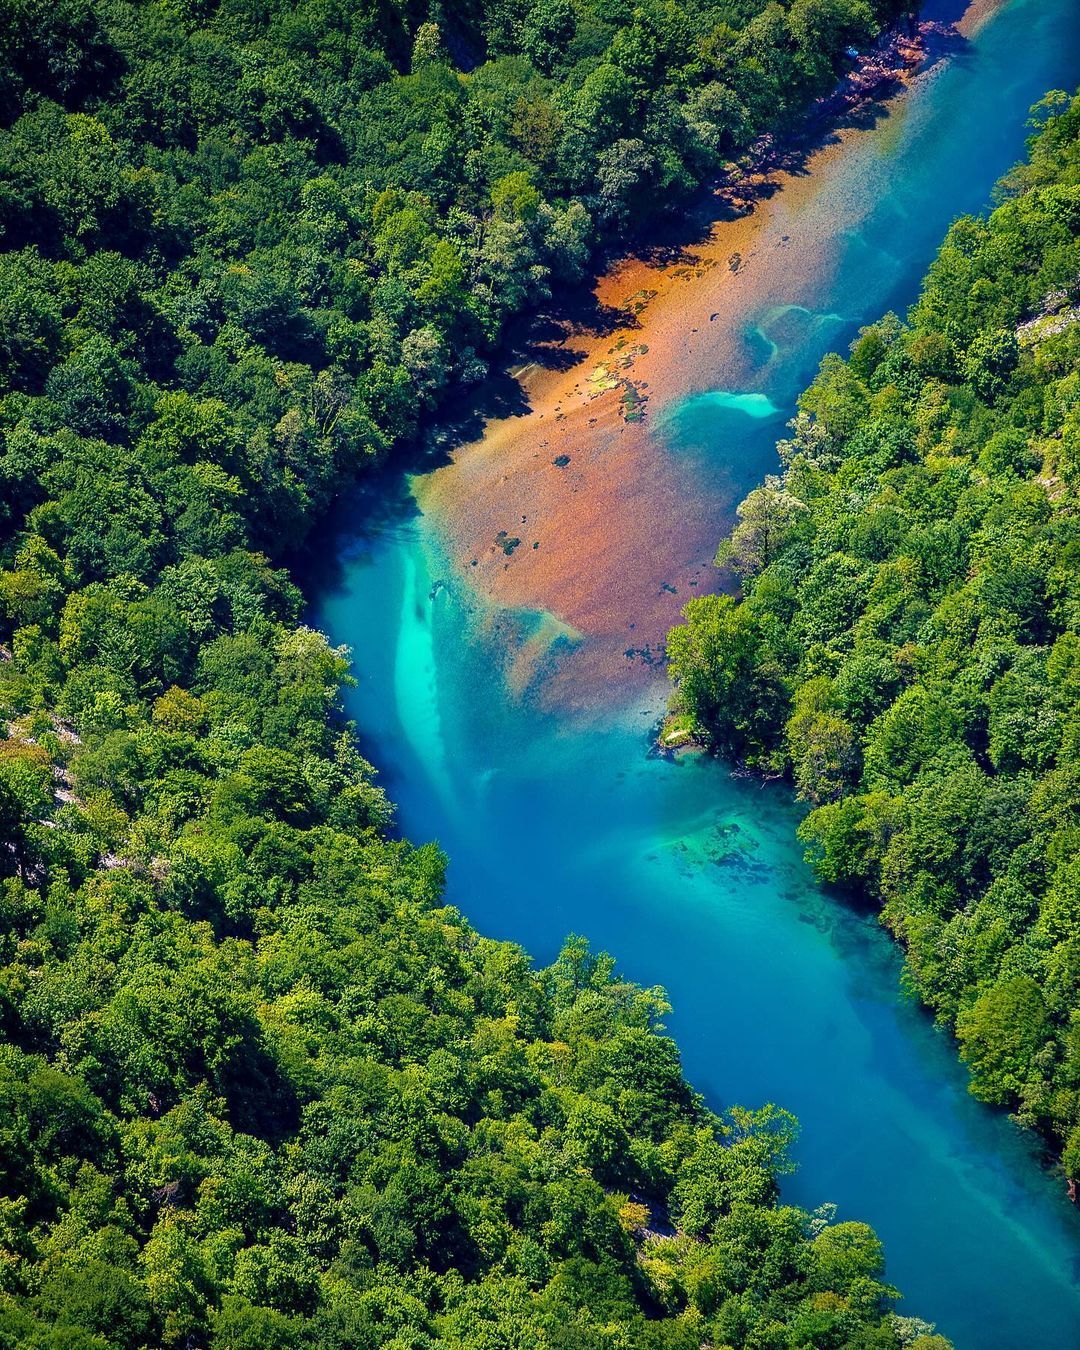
312, 1, 1080, 1344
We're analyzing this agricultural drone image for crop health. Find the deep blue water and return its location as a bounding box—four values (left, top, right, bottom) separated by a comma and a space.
314, 3, 1080, 1344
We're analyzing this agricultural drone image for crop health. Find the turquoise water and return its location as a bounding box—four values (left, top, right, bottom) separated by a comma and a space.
666, 390, 784, 423
314, 2, 1080, 1344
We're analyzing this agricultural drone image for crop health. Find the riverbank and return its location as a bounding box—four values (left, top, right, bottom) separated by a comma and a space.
412, 0, 1006, 713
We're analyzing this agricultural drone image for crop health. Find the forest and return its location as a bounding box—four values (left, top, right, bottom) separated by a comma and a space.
0, 0, 948, 1346
668, 89, 1080, 1183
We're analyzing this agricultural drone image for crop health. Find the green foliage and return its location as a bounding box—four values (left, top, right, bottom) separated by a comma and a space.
670, 91, 1080, 1174
666, 594, 788, 762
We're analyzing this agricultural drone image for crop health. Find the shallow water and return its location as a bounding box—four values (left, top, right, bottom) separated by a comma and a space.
314, 2, 1080, 1344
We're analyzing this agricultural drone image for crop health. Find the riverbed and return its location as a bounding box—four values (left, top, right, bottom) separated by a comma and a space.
314, 1, 1080, 1344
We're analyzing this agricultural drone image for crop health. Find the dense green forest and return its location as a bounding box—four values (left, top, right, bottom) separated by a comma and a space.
0, 0, 948, 1345
669, 89, 1080, 1183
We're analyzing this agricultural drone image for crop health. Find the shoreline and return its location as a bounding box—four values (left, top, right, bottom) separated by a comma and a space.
410, 0, 988, 712
410, 0, 1008, 713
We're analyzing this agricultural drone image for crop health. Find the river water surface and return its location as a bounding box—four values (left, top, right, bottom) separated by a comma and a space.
314, 2, 1080, 1343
